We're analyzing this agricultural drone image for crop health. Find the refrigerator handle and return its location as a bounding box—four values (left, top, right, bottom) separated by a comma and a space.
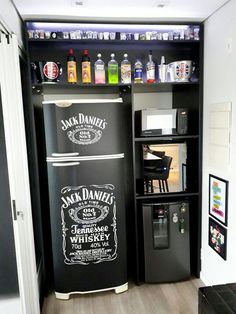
51, 152, 79, 157
52, 162, 80, 167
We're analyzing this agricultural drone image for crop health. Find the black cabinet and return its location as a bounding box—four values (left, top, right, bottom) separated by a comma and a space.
26, 21, 203, 285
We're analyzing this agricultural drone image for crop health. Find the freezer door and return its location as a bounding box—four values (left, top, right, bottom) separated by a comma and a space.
46, 157, 127, 293
43, 99, 126, 156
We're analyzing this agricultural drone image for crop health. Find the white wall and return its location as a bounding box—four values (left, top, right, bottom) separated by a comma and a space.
201, 0, 236, 285
0, 0, 23, 46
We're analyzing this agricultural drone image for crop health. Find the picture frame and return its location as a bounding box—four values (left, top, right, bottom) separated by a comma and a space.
209, 174, 228, 226
208, 217, 227, 260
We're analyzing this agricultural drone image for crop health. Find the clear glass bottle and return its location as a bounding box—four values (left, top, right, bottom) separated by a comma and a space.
146, 50, 155, 84
108, 53, 119, 84
134, 58, 143, 83
94, 53, 106, 84
121, 53, 131, 84
158, 55, 168, 82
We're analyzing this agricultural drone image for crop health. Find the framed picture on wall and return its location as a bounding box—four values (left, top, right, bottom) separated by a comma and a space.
209, 174, 228, 226
208, 217, 227, 260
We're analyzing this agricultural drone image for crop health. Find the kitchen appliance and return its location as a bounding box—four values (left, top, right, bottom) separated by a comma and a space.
139, 108, 188, 136
43, 98, 128, 299
168, 60, 193, 82
142, 201, 190, 282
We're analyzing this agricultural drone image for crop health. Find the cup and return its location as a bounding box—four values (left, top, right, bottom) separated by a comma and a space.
184, 28, 191, 40
126, 33, 132, 40
28, 30, 34, 39
139, 33, 146, 40
75, 30, 82, 39
157, 33, 162, 40
151, 32, 157, 40
134, 33, 140, 40
62, 32, 69, 39
104, 32, 110, 40
98, 32, 104, 40
193, 27, 200, 40
69, 31, 76, 39
110, 32, 116, 40
162, 33, 168, 40
45, 31, 51, 39
145, 32, 152, 40
168, 31, 174, 40
92, 31, 98, 39
87, 31, 93, 39
120, 33, 127, 40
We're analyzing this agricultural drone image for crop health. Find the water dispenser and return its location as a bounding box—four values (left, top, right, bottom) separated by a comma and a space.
142, 201, 190, 283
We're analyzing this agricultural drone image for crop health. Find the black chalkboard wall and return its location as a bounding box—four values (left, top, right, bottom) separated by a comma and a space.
0, 89, 19, 295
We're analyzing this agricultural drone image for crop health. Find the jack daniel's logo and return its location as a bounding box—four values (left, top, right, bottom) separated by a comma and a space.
61, 113, 107, 145
60, 184, 118, 265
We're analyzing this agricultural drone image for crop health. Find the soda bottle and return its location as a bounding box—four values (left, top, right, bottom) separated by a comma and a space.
82, 50, 91, 84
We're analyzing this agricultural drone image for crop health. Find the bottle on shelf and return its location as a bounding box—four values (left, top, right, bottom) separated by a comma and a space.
67, 48, 77, 84
121, 53, 131, 84
146, 50, 155, 84
134, 58, 143, 83
81, 50, 91, 84
108, 53, 119, 84
158, 55, 168, 83
94, 53, 106, 84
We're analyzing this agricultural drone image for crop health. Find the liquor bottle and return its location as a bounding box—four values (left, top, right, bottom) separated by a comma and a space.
81, 50, 91, 84
134, 58, 143, 83
94, 53, 106, 84
158, 55, 168, 82
146, 50, 155, 83
108, 53, 119, 84
67, 48, 77, 83
121, 53, 131, 84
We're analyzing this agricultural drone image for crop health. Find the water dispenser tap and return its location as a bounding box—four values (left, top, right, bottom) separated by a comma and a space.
172, 213, 178, 223
179, 218, 185, 234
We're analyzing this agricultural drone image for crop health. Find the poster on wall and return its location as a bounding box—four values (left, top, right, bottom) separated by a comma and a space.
208, 217, 227, 260
209, 174, 228, 226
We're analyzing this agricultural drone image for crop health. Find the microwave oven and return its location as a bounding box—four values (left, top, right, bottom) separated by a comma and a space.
139, 108, 188, 136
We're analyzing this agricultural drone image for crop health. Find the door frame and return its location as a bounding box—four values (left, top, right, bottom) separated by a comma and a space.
0, 32, 40, 314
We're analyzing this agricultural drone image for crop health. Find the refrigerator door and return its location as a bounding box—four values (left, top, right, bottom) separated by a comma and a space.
43, 98, 125, 156
46, 155, 127, 295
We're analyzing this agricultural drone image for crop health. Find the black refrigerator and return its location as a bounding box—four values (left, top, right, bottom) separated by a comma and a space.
43, 98, 128, 299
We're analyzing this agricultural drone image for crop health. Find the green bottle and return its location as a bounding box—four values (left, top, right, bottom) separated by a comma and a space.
108, 53, 118, 84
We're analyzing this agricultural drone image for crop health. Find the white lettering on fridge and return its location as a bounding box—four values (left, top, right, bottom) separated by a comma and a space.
61, 184, 118, 265
60, 113, 108, 145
